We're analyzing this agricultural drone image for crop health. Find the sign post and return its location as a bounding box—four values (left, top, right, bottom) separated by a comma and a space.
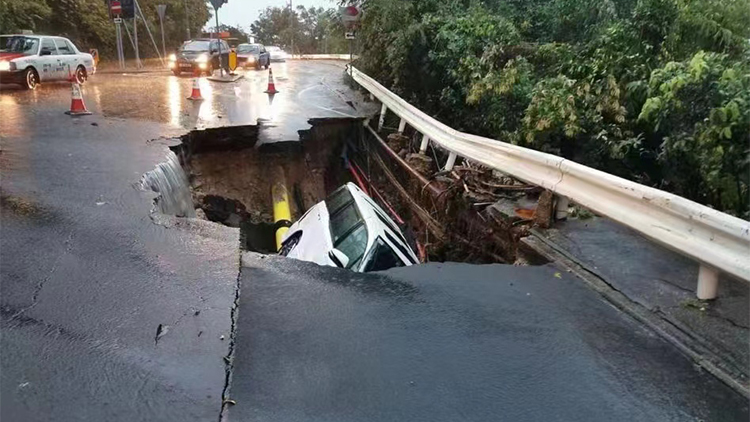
209, 0, 227, 76
157, 4, 167, 59
340, 5, 362, 73
111, 0, 126, 69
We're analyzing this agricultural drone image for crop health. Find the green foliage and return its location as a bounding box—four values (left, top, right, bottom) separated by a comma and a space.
357, 0, 750, 217
251, 6, 347, 54
639, 52, 750, 215
0, 0, 210, 59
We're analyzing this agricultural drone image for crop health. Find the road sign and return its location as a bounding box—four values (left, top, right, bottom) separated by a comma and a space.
345, 31, 356, 40
156, 4, 167, 20
111, 0, 122, 15
340, 6, 362, 30
209, 0, 227, 10
118, 0, 135, 19
113, 17, 122, 23
228, 50, 237, 71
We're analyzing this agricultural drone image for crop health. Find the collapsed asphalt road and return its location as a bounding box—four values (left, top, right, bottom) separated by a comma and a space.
0, 61, 373, 422
1, 61, 748, 421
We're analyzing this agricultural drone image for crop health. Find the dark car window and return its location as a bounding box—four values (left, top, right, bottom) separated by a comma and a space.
335, 223, 368, 269
363, 238, 405, 272
237, 44, 260, 53
54, 39, 75, 55
40, 38, 57, 55
330, 203, 362, 245
325, 186, 354, 216
0, 36, 40, 55
181, 40, 210, 52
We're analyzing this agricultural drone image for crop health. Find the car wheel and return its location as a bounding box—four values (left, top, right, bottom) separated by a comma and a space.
23, 67, 39, 90
75, 66, 87, 84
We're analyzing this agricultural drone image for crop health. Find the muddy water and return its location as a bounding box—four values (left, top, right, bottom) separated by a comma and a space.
141, 151, 196, 218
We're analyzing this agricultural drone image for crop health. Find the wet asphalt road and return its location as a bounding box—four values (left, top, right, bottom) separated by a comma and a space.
0, 61, 372, 422
232, 253, 748, 421
1, 61, 749, 421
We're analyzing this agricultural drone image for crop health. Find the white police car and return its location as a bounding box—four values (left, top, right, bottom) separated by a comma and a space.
0, 34, 95, 90
280, 183, 419, 272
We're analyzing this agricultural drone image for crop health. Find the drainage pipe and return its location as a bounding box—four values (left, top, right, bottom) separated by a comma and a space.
272, 181, 292, 251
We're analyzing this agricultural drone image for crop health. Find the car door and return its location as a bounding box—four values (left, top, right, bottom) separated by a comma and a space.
37, 37, 60, 81
53, 38, 77, 80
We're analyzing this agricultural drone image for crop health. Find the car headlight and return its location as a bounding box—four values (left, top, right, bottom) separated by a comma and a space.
198, 63, 207, 69
196, 54, 208, 63
168, 53, 176, 61
0, 61, 10, 71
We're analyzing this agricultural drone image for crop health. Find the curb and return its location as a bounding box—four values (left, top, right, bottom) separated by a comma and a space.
97, 68, 170, 74
522, 231, 750, 398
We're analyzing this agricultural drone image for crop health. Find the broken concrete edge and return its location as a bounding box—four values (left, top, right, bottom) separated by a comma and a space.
521, 232, 750, 399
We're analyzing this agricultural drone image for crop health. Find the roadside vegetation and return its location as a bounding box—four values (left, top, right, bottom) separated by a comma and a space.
355, 0, 750, 218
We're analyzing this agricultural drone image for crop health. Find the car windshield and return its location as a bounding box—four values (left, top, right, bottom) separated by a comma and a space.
180, 40, 211, 52
0, 36, 39, 55
237, 44, 260, 53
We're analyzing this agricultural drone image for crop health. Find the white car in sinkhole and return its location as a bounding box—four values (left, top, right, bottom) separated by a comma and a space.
279, 183, 419, 272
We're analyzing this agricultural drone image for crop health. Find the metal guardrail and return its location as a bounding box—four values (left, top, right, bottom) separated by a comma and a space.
289, 54, 356, 61
348, 65, 750, 299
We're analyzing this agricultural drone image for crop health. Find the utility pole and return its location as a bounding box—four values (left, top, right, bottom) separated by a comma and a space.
184, 0, 191, 40
289, 0, 294, 55
133, 13, 141, 67
157, 4, 167, 58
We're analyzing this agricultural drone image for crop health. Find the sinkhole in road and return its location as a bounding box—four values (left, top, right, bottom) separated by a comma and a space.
142, 117, 550, 265
144, 119, 358, 253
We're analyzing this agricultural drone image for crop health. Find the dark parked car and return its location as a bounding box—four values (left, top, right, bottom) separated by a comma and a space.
168, 39, 230, 76
236, 43, 270, 70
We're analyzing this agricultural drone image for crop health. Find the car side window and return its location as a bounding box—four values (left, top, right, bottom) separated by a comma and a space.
363, 238, 405, 272
210, 40, 219, 52
40, 38, 57, 56
54, 39, 74, 55
64, 40, 77, 54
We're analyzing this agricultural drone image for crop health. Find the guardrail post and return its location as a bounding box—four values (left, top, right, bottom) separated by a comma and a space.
369, 93, 375, 101
444, 152, 457, 171
419, 135, 430, 153
398, 118, 407, 133
697, 265, 719, 300
555, 196, 570, 220
378, 104, 387, 131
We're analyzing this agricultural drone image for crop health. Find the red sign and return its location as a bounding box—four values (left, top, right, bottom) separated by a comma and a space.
111, 1, 122, 15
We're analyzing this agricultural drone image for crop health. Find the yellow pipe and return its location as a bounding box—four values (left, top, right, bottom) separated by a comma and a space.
272, 181, 292, 251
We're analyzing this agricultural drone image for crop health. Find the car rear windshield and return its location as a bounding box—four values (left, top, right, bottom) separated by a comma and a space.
326, 187, 368, 268
181, 41, 210, 52
238, 45, 260, 53
0, 36, 39, 55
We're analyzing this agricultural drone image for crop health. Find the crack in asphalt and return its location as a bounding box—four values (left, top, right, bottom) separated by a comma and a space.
218, 253, 242, 422
9, 230, 74, 325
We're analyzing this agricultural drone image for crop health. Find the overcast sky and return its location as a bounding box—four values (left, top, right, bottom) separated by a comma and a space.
212, 0, 336, 31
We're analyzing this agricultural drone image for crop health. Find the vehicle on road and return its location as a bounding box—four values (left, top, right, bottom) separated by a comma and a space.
169, 38, 230, 76
267, 46, 288, 62
236, 43, 271, 70
280, 183, 419, 272
0, 34, 95, 90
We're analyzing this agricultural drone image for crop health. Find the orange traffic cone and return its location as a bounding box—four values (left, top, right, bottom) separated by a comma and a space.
187, 77, 203, 101
264, 67, 279, 94
65, 83, 92, 116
